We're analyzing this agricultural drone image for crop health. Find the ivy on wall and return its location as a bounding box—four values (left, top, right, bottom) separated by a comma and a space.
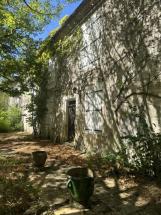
27, 15, 83, 136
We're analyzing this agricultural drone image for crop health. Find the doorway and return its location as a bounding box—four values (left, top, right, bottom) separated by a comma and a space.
67, 99, 76, 141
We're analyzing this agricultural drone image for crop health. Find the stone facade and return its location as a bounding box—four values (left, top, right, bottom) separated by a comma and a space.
21, 95, 33, 133
9, 95, 33, 133
40, 0, 161, 155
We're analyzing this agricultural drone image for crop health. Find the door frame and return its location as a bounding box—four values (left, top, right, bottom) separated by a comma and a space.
66, 98, 76, 141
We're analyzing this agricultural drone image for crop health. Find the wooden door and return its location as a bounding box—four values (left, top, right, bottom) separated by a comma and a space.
68, 100, 76, 141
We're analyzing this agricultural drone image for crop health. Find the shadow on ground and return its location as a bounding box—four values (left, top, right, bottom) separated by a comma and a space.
0, 132, 161, 215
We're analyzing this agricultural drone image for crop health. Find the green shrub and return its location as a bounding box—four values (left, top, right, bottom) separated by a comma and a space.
103, 152, 125, 166
122, 105, 161, 177
0, 110, 11, 132
8, 107, 23, 131
87, 151, 128, 175
0, 107, 23, 132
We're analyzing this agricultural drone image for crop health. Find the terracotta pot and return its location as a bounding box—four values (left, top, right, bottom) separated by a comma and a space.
32, 151, 47, 167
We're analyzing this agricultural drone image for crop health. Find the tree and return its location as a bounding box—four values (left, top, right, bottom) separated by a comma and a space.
0, 0, 79, 96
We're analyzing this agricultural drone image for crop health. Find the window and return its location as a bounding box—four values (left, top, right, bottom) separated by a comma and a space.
85, 87, 103, 132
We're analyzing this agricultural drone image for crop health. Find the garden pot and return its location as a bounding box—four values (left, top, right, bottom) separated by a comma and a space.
67, 167, 94, 205
32, 151, 47, 167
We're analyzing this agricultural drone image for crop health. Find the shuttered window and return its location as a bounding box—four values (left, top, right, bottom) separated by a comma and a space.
85, 89, 103, 132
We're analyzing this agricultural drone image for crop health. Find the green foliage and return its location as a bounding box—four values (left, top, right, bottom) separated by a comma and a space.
48, 28, 59, 38
0, 106, 23, 132
41, 21, 82, 62
87, 150, 128, 175
0, 110, 11, 132
0, 0, 79, 95
102, 152, 125, 167
42, 15, 69, 52
54, 28, 82, 58
8, 106, 23, 131
27, 26, 82, 136
0, 0, 51, 95
0, 93, 9, 110
122, 105, 161, 177
59, 15, 69, 26
25, 69, 49, 136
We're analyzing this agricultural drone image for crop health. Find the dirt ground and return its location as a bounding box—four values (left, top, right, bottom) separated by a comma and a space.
0, 132, 161, 215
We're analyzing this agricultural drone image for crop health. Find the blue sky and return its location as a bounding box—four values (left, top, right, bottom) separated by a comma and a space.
38, 1, 82, 40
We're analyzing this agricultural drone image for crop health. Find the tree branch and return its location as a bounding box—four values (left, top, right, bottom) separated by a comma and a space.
22, 0, 57, 16
115, 92, 161, 113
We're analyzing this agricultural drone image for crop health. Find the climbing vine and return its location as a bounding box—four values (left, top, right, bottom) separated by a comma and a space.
27, 17, 82, 136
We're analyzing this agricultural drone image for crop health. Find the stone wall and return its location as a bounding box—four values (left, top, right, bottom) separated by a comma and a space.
41, 0, 161, 155
21, 95, 33, 133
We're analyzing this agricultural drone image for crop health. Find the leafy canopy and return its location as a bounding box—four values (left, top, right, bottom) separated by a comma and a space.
0, 0, 80, 96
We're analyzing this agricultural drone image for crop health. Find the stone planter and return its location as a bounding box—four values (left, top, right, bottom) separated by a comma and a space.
67, 167, 94, 205
32, 151, 47, 167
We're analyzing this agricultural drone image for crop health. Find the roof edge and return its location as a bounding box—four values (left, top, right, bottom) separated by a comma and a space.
50, 0, 106, 45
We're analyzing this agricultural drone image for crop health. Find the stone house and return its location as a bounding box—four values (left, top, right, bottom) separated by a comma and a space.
40, 0, 161, 155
